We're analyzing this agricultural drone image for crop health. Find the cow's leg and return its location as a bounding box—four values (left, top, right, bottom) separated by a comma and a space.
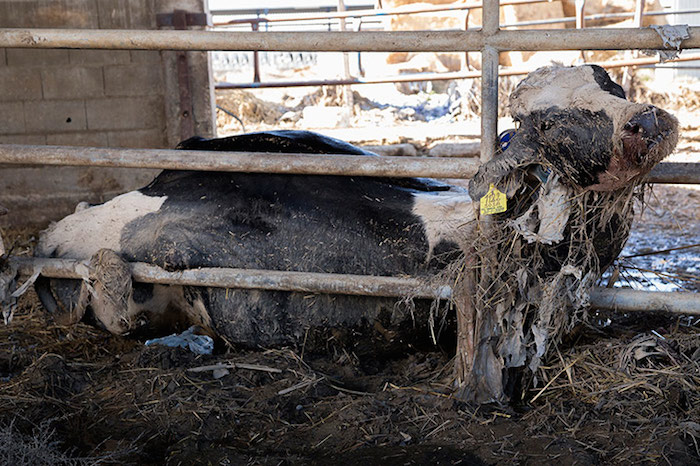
454, 249, 477, 395
35, 276, 86, 326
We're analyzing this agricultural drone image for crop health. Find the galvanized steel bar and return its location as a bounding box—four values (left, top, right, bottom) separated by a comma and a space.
590, 288, 700, 315
646, 162, 700, 184
480, 0, 499, 163
502, 8, 700, 28
480, 46, 499, 163
2, 28, 700, 52
0, 145, 695, 184
215, 54, 700, 89
214, 0, 552, 25
13, 257, 452, 300
11, 257, 700, 314
0, 144, 481, 179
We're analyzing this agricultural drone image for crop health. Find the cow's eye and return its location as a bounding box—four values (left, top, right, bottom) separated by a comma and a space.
540, 121, 552, 131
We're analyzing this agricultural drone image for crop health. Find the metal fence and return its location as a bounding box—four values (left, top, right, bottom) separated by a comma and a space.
0, 0, 699, 316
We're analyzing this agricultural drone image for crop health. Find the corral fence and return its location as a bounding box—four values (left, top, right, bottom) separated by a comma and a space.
210, 0, 700, 88
0, 1, 699, 373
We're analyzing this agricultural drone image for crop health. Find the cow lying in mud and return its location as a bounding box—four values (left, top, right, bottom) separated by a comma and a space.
33, 65, 678, 370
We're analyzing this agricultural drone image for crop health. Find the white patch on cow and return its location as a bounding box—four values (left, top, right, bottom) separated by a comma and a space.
36, 191, 167, 259
411, 189, 476, 258
509, 65, 648, 134
509, 175, 571, 245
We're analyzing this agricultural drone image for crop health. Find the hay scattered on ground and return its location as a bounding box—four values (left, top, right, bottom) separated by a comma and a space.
1, 288, 698, 464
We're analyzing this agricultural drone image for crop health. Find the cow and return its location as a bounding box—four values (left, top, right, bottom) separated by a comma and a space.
33, 65, 678, 358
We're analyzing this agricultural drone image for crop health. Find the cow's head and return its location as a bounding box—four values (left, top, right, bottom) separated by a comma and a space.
470, 65, 679, 200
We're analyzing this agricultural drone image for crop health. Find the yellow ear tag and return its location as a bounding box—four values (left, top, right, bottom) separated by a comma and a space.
480, 183, 508, 215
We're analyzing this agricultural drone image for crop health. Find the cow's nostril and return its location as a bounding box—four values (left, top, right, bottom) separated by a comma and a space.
625, 109, 659, 138
624, 122, 640, 133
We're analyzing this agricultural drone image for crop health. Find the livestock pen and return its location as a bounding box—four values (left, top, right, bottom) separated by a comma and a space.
0, 0, 699, 463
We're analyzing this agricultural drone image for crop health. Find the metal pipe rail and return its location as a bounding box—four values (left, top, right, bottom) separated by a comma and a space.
215, 53, 700, 89
213, 0, 552, 26
1, 27, 699, 52
503, 8, 700, 28
10, 257, 700, 315
0, 144, 481, 179
0, 144, 696, 184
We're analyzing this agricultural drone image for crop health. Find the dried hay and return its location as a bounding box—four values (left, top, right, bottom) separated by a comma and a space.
2, 289, 698, 463
452, 177, 644, 403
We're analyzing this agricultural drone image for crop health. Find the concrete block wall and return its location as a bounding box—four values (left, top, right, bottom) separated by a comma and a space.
0, 0, 215, 228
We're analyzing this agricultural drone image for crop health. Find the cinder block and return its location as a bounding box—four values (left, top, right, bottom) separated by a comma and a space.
97, 0, 155, 29
86, 96, 164, 131
154, 0, 204, 15
0, 0, 99, 28
69, 50, 131, 65
0, 102, 26, 134
104, 64, 163, 96
24, 100, 87, 133
46, 131, 109, 147
107, 129, 168, 148
0, 68, 42, 101
42, 67, 104, 99
0, 134, 46, 145
6, 48, 70, 66
130, 50, 161, 64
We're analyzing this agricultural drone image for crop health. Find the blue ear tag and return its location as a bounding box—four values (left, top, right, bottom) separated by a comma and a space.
498, 129, 516, 152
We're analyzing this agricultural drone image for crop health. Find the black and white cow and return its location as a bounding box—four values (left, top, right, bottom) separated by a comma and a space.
33, 65, 678, 352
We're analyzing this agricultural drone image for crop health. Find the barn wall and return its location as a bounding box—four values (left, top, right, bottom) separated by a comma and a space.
0, 0, 215, 228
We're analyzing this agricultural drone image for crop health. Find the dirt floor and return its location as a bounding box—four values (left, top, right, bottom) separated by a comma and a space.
0, 282, 698, 465
1, 74, 699, 464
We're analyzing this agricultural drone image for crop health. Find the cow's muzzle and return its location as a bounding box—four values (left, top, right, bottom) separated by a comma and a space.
622, 106, 674, 162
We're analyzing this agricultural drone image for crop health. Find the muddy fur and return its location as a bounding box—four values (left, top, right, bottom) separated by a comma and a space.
456, 65, 679, 403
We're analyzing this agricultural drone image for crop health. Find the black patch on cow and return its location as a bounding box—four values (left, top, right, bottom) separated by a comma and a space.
132, 283, 154, 304
524, 107, 615, 188
122, 131, 464, 275
123, 171, 432, 277
177, 130, 372, 155
175, 131, 450, 192
590, 64, 626, 100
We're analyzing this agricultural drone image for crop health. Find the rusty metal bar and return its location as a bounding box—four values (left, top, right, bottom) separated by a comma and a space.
10, 257, 700, 314
2, 28, 700, 52
214, 0, 552, 26
215, 53, 700, 89
0, 144, 481, 179
0, 145, 695, 184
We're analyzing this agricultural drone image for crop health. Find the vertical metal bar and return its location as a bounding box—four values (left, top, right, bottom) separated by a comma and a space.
338, 0, 354, 112
355, 17, 365, 77
634, 0, 646, 27
251, 21, 261, 83
575, 0, 586, 29
173, 10, 195, 141
480, 1, 499, 163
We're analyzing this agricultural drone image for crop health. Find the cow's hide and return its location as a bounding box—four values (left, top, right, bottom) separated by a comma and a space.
33, 65, 678, 402
35, 130, 473, 353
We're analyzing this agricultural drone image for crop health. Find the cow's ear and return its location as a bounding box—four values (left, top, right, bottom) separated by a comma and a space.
590, 64, 626, 100
469, 136, 536, 202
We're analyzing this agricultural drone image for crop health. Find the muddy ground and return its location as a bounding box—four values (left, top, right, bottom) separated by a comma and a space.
1, 77, 699, 464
